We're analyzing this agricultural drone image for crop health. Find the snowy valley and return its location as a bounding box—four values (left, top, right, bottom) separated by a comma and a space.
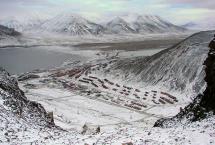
0, 12, 215, 145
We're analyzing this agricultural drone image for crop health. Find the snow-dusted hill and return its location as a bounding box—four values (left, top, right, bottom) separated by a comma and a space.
102, 31, 215, 97
40, 14, 105, 35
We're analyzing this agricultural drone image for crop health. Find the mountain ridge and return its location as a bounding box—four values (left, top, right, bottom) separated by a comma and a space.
0, 14, 187, 36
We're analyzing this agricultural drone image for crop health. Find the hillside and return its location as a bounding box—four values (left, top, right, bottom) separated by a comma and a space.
154, 34, 215, 127
0, 67, 54, 126
103, 31, 215, 98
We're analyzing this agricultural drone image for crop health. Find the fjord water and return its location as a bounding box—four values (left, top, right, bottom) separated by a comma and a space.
0, 47, 82, 74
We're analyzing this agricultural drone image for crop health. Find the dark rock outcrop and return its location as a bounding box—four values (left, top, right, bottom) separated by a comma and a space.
0, 67, 54, 127
154, 34, 215, 127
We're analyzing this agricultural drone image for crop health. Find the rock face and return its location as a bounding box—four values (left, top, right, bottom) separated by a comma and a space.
109, 31, 215, 96
0, 67, 54, 126
154, 34, 215, 127
201, 36, 215, 113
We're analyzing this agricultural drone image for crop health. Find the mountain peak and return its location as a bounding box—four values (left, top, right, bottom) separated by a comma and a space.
106, 17, 136, 34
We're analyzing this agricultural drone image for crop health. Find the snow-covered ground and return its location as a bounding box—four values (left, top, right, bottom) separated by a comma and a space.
16, 70, 215, 145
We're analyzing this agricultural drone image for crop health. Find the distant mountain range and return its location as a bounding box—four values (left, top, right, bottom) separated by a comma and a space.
0, 14, 187, 36
181, 21, 215, 30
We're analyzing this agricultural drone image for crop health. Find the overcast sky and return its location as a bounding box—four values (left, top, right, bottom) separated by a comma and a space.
0, 0, 214, 24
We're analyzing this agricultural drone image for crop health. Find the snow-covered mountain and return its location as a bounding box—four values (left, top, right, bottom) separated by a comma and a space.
0, 14, 187, 36
0, 17, 45, 32
105, 15, 186, 34
182, 21, 215, 30
40, 14, 105, 35
181, 22, 198, 30
0, 19, 24, 32
105, 17, 136, 34
132, 15, 187, 33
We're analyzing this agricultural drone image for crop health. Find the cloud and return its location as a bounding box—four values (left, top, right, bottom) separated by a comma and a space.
164, 0, 215, 9
0, 0, 214, 25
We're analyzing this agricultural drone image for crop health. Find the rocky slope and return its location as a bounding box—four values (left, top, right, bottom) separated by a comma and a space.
105, 31, 215, 97
0, 67, 54, 126
154, 34, 215, 127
